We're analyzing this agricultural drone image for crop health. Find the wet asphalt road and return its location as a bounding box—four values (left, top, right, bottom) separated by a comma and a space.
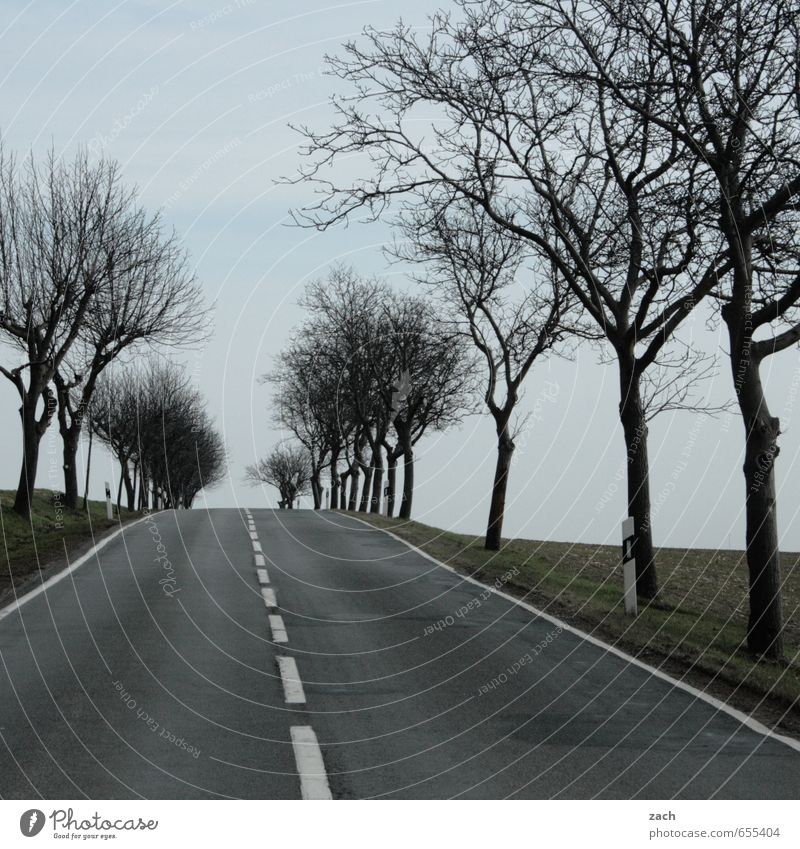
0, 508, 798, 799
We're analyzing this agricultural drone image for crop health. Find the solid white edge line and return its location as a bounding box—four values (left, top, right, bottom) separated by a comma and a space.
269, 614, 289, 644
0, 515, 151, 623
252, 541, 262, 553
278, 656, 306, 704
290, 726, 332, 800
340, 513, 800, 755
257, 568, 270, 585
254, 553, 266, 567
261, 587, 277, 608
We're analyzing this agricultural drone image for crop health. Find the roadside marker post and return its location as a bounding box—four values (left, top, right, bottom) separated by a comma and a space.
622, 516, 637, 616
105, 482, 113, 520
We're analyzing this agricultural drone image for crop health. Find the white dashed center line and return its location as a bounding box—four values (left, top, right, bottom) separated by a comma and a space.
277, 656, 306, 704
290, 726, 332, 800
246, 524, 328, 799
269, 614, 288, 644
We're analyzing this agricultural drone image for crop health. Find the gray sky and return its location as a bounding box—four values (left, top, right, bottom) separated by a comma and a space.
2, 0, 800, 553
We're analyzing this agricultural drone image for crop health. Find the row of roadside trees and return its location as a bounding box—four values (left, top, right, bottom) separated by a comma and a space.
261, 0, 800, 661
255, 266, 476, 518
89, 361, 226, 511
0, 146, 223, 516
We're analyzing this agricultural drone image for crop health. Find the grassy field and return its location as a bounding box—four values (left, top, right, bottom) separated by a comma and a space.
0, 488, 138, 601
348, 512, 800, 729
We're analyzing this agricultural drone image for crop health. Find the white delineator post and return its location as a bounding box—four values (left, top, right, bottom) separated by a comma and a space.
105, 482, 113, 520
622, 516, 637, 616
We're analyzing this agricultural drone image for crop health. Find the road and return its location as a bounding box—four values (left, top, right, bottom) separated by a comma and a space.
0, 507, 798, 799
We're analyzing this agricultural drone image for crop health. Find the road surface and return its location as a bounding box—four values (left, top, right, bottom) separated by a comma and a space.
0, 508, 797, 799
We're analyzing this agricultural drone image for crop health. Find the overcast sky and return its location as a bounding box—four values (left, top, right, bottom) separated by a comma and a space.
2, 0, 800, 553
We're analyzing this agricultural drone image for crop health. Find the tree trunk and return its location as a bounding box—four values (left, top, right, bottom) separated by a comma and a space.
741, 393, 783, 658
329, 455, 340, 510
130, 461, 138, 511
719, 220, 785, 658
123, 462, 135, 511
485, 424, 514, 551
311, 472, 322, 509
370, 445, 384, 513
139, 474, 149, 511
618, 360, 658, 599
347, 467, 360, 511
54, 373, 83, 511
386, 455, 397, 517
339, 472, 349, 509
359, 464, 373, 512
399, 441, 414, 520
330, 478, 339, 509
61, 429, 80, 510
725, 332, 784, 656
13, 395, 45, 519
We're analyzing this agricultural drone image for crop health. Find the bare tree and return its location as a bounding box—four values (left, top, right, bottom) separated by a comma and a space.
0, 148, 131, 517
542, 0, 800, 656
378, 288, 478, 518
90, 369, 142, 509
396, 195, 579, 548
266, 337, 346, 508
245, 442, 312, 508
298, 267, 384, 512
90, 361, 225, 511
287, 2, 728, 596
53, 203, 209, 509
164, 409, 226, 509
295, 266, 477, 519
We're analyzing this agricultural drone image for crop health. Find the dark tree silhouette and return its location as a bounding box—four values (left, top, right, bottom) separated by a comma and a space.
266, 337, 349, 509
535, 0, 800, 655
287, 2, 728, 596
396, 195, 579, 548
90, 361, 225, 510
292, 266, 476, 519
245, 442, 312, 509
0, 150, 129, 518
53, 205, 208, 509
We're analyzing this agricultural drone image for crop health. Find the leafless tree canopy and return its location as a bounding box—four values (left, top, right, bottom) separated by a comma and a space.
533, 0, 800, 656
91, 360, 226, 511
394, 194, 580, 547
245, 442, 312, 509
266, 265, 477, 518
0, 145, 211, 517
286, 0, 800, 651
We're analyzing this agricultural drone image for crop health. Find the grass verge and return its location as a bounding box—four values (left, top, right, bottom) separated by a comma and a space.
0, 488, 139, 604
346, 512, 800, 736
